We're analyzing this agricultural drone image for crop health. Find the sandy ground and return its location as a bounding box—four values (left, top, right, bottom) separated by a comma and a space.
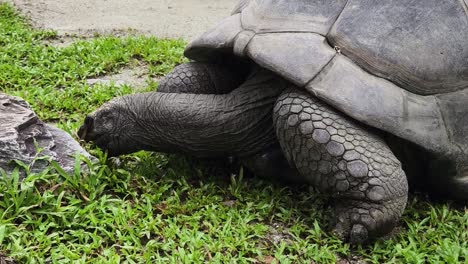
5, 0, 235, 40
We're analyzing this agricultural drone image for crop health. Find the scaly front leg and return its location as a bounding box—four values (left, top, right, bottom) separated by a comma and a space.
274, 89, 408, 244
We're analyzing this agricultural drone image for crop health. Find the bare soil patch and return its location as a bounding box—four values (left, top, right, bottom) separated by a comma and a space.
8, 0, 234, 40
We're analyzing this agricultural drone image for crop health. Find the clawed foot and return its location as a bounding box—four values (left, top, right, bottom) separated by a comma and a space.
331, 198, 406, 244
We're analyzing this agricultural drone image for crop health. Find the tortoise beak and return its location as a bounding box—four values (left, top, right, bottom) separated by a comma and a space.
78, 116, 94, 141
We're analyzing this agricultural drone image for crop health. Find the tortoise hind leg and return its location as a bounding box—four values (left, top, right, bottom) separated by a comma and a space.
274, 89, 408, 243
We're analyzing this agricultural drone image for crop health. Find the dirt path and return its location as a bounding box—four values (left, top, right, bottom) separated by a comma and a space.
6, 0, 235, 40
1, 0, 236, 89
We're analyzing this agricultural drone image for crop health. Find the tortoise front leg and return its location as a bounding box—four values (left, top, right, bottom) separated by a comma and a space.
274, 89, 408, 244
157, 62, 250, 94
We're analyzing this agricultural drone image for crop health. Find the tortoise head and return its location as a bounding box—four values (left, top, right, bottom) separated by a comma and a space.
78, 97, 145, 156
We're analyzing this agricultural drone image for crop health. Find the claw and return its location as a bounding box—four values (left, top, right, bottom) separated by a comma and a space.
349, 224, 368, 244
331, 220, 350, 241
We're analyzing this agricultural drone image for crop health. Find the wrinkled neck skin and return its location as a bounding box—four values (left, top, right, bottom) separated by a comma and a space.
115, 70, 288, 158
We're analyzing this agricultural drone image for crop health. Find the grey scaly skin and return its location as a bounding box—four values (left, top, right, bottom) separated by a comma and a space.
80, 62, 300, 182
80, 62, 409, 243
274, 89, 408, 243
172, 0, 468, 243
79, 0, 468, 245
79, 63, 288, 159
157, 62, 247, 95
155, 62, 302, 183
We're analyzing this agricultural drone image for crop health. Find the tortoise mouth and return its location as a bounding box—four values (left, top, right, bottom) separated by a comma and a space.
78, 116, 94, 141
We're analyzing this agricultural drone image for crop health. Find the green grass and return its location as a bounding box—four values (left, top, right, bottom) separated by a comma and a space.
0, 3, 467, 263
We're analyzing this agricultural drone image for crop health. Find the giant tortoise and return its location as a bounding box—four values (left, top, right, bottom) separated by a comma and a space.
78, 0, 468, 243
